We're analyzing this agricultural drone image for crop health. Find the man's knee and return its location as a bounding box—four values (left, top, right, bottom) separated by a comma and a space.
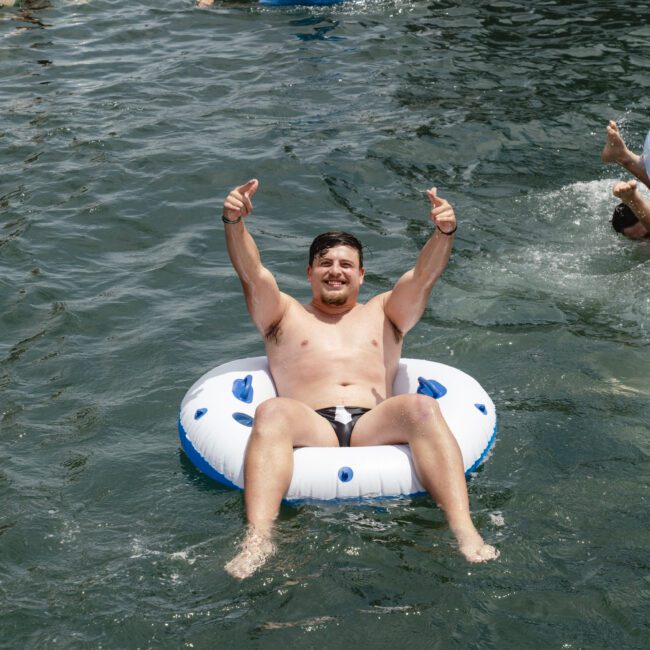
252, 398, 295, 438
400, 393, 441, 418
397, 394, 445, 436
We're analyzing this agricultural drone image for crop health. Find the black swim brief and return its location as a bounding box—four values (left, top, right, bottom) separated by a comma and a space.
315, 406, 371, 447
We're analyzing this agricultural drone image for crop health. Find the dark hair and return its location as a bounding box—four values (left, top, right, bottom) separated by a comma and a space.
308, 231, 364, 268
611, 203, 639, 233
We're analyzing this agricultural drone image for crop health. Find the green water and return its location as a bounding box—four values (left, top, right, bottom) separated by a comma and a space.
1, 1, 649, 647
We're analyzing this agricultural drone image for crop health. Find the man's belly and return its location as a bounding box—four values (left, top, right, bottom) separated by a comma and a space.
278, 381, 387, 411
268, 348, 398, 411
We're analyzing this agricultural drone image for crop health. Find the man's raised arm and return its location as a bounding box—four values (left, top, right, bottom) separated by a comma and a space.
383, 187, 456, 335
222, 179, 288, 333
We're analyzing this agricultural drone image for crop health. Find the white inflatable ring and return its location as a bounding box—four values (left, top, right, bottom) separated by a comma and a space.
178, 357, 497, 501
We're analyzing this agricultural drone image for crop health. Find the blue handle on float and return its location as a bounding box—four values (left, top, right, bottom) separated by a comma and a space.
232, 374, 254, 403
417, 376, 447, 399
338, 466, 354, 483
232, 412, 254, 427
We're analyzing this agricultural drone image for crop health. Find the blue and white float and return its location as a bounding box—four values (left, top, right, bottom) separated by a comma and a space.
644, 129, 650, 178
178, 357, 497, 501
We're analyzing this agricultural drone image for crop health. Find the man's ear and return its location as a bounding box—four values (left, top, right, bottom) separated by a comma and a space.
359, 267, 365, 284
306, 265, 312, 280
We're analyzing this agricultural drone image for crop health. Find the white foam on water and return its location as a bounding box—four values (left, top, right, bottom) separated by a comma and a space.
462, 179, 649, 339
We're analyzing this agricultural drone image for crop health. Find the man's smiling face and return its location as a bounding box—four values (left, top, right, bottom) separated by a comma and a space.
307, 245, 365, 307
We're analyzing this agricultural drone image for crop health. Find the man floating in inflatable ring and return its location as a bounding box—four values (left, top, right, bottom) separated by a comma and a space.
221, 179, 499, 578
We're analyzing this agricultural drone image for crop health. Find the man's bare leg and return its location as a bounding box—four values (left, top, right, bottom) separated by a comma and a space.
601, 120, 650, 188
601, 120, 631, 164
352, 394, 499, 563
224, 398, 337, 579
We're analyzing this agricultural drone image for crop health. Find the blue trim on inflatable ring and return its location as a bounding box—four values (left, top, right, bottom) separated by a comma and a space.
178, 419, 240, 491
466, 421, 498, 476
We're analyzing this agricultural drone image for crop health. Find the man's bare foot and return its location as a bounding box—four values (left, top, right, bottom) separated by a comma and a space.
224, 527, 276, 579
613, 179, 639, 203
460, 540, 500, 563
197, 0, 214, 7
453, 526, 500, 563
601, 120, 630, 164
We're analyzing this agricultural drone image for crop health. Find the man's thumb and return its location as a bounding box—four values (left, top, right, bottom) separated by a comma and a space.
243, 178, 259, 197
426, 187, 438, 205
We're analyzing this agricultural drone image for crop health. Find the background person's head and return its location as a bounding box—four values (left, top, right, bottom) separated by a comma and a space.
611, 203, 649, 240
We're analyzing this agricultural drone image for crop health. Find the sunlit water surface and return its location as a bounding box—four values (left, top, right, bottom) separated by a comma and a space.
1, 1, 649, 647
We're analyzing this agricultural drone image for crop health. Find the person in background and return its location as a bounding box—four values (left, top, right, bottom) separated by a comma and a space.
610, 181, 650, 240
601, 120, 650, 240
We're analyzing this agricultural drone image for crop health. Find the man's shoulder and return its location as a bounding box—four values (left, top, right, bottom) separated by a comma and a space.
366, 291, 391, 308
347, 292, 392, 313
280, 295, 319, 320
351, 293, 393, 320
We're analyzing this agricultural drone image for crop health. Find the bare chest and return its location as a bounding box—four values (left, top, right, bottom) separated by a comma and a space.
268, 302, 397, 358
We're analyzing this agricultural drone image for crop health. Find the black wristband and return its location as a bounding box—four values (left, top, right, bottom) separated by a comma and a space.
437, 225, 457, 236
222, 213, 242, 225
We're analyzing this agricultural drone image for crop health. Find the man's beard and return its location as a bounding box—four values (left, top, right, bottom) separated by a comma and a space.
321, 289, 348, 306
